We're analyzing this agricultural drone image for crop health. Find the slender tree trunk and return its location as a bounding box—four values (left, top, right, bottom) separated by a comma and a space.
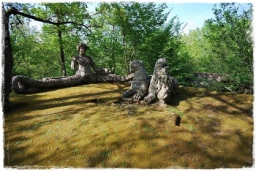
2, 6, 14, 112
111, 25, 116, 73
122, 31, 129, 74
56, 6, 66, 76
57, 26, 67, 76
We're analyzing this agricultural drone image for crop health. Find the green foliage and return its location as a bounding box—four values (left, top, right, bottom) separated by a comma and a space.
11, 2, 92, 78
181, 27, 213, 72
181, 3, 253, 92
204, 3, 253, 92
10, 2, 252, 93
10, 2, 193, 82
88, 2, 190, 75
11, 21, 60, 78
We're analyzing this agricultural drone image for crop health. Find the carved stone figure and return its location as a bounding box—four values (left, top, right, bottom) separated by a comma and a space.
12, 43, 133, 94
143, 58, 178, 104
71, 43, 111, 77
122, 60, 149, 101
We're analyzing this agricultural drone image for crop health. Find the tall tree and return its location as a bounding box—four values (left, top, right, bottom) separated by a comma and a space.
88, 2, 185, 75
205, 3, 253, 91
11, 21, 64, 79
2, 5, 14, 112
31, 2, 93, 76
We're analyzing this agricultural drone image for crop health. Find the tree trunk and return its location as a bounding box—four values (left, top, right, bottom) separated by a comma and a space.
57, 26, 67, 76
2, 6, 14, 112
56, 8, 67, 77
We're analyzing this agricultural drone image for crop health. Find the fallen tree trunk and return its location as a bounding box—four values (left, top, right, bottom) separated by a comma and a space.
12, 73, 134, 94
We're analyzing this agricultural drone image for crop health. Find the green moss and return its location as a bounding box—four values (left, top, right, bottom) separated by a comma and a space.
4, 83, 253, 168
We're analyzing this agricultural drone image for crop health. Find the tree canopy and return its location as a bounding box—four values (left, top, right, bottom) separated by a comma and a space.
182, 3, 253, 92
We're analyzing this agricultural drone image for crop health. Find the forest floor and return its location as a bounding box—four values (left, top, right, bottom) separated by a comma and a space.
4, 83, 254, 169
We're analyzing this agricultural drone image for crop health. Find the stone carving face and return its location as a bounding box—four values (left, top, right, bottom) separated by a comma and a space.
79, 47, 85, 54
154, 58, 170, 75
129, 60, 143, 73
77, 43, 88, 55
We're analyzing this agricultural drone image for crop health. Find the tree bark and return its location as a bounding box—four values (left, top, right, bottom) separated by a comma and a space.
11, 73, 134, 94
2, 6, 14, 112
57, 26, 67, 76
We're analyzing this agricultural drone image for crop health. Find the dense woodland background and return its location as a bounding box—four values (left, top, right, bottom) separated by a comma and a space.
4, 2, 253, 93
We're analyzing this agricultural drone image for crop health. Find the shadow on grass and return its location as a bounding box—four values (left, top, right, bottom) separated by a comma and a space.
4, 84, 253, 168
168, 86, 192, 106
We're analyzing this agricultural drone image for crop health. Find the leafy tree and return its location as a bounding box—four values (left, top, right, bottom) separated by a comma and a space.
88, 2, 187, 75
31, 2, 93, 76
181, 3, 253, 92
204, 3, 253, 92
181, 26, 215, 72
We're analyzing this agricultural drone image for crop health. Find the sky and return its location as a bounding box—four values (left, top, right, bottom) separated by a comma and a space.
164, 2, 251, 34
165, 3, 215, 34
28, 1, 252, 34
85, 2, 216, 34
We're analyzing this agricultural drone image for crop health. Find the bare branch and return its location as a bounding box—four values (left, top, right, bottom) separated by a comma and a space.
7, 7, 101, 32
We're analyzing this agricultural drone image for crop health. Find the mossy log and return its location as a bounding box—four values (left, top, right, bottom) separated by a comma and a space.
12, 73, 133, 94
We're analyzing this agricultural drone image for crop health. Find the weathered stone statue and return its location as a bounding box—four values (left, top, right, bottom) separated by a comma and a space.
143, 58, 179, 104
122, 60, 149, 101
12, 43, 133, 94
71, 43, 111, 77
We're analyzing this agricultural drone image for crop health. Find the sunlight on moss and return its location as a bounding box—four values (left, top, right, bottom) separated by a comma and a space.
4, 83, 253, 168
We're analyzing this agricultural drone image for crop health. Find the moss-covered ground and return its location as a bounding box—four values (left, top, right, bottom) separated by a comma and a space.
4, 83, 254, 168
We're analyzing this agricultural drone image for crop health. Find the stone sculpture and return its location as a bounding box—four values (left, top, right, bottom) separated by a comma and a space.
71, 43, 111, 77
12, 43, 133, 94
143, 58, 178, 104
122, 60, 149, 101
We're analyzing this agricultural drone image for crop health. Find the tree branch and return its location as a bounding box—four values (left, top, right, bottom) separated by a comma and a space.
7, 7, 101, 32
